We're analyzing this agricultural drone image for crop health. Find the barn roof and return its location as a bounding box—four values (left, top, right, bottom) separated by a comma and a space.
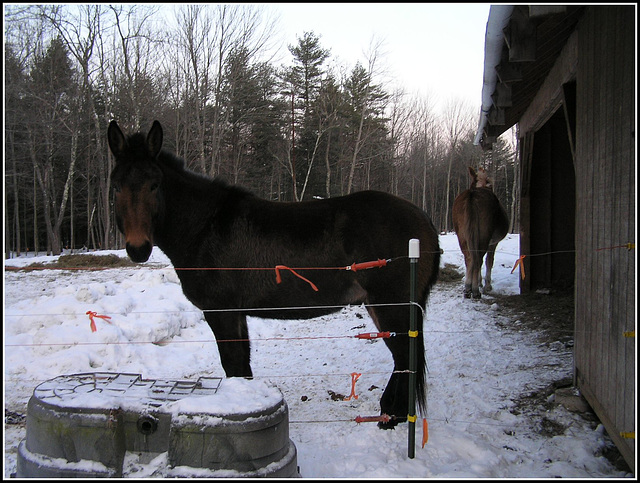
475, 5, 585, 149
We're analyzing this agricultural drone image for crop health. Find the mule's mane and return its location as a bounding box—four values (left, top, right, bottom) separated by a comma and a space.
157, 149, 188, 173
125, 131, 252, 199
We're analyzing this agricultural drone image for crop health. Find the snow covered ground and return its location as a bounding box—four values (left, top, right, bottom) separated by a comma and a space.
3, 234, 633, 477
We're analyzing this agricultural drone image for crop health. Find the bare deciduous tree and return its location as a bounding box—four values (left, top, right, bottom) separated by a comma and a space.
441, 97, 475, 232
3, 5, 518, 257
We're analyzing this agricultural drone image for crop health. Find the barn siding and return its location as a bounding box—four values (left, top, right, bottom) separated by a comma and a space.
573, 6, 635, 468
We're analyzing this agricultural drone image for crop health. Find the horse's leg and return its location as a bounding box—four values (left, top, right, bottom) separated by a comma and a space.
204, 312, 253, 378
470, 251, 483, 299
460, 242, 474, 298
484, 243, 498, 293
380, 337, 411, 428
366, 304, 413, 429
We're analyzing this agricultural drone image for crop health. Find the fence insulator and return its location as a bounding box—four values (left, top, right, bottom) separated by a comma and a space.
347, 259, 388, 271
355, 331, 394, 340
354, 414, 390, 424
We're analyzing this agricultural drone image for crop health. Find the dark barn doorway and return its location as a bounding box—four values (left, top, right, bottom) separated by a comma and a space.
521, 105, 576, 292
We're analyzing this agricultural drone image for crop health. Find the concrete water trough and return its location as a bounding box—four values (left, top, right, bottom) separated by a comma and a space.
17, 372, 300, 478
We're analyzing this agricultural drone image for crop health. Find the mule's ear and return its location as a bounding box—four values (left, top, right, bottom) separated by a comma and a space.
107, 120, 127, 158
468, 166, 477, 179
147, 120, 163, 158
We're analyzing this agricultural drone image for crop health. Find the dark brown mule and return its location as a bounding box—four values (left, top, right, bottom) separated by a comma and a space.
107, 120, 440, 428
452, 167, 509, 299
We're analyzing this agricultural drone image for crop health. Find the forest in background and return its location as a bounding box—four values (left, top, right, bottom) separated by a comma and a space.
4, 5, 518, 257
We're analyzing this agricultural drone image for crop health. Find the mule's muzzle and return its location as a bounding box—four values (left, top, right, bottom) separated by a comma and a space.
126, 241, 153, 263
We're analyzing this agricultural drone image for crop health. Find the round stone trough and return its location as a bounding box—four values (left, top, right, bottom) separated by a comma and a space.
17, 372, 300, 478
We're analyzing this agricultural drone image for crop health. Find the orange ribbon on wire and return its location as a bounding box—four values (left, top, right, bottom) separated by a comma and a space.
511, 255, 526, 280
343, 372, 362, 401
86, 311, 112, 332
275, 265, 319, 291
422, 418, 429, 447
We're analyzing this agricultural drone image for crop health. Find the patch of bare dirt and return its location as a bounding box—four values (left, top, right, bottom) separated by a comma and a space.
437, 263, 465, 283
488, 289, 574, 346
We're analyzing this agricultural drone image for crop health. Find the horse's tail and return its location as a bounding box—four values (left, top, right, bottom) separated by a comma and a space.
416, 216, 439, 416
417, 330, 427, 415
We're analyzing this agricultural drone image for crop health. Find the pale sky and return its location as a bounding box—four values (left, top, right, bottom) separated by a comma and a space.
269, 3, 491, 114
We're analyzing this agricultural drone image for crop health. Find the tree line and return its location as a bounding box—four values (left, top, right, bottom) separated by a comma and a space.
4, 5, 518, 257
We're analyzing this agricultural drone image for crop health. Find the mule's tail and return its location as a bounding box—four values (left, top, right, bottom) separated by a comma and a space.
416, 225, 439, 416
417, 330, 427, 415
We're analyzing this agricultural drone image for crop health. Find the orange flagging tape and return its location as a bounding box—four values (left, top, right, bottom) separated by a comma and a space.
511, 255, 526, 280
274, 265, 319, 291
86, 311, 112, 332
422, 419, 429, 447
274, 258, 390, 290
344, 372, 362, 401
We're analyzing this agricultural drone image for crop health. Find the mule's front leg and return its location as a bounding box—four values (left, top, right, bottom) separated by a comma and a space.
377, 330, 411, 429
378, 371, 409, 429
204, 312, 253, 378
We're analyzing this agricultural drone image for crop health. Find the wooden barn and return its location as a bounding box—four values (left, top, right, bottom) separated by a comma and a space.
475, 5, 636, 471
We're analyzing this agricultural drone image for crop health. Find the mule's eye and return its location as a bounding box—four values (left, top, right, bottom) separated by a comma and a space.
113, 184, 121, 193
150, 182, 159, 192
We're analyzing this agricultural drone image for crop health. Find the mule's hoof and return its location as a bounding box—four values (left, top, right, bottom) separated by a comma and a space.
377, 420, 396, 430
377, 415, 404, 430
483, 285, 493, 293
463, 290, 472, 299
472, 292, 482, 299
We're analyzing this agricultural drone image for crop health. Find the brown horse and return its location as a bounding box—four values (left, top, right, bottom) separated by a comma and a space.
452, 167, 509, 298
107, 120, 440, 428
